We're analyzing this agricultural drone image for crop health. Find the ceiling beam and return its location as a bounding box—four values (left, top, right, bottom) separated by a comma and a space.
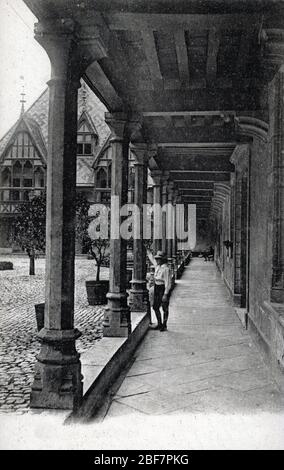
173, 172, 231, 181
141, 29, 163, 88
105, 13, 260, 32
206, 27, 220, 84
144, 111, 237, 117
182, 195, 212, 199
180, 189, 214, 194
124, 88, 257, 112
84, 62, 123, 111
174, 30, 190, 88
236, 31, 253, 76
177, 181, 214, 188
157, 142, 236, 147
170, 170, 232, 174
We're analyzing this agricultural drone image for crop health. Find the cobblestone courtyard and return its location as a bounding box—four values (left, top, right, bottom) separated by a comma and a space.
0, 256, 108, 414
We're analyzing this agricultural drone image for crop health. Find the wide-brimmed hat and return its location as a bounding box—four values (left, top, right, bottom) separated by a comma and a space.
154, 251, 167, 260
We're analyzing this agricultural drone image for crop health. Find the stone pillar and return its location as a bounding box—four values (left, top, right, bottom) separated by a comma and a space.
176, 192, 182, 258
233, 172, 242, 305
151, 170, 162, 254
129, 144, 150, 312
161, 172, 169, 254
167, 181, 174, 263
103, 113, 131, 337
30, 23, 83, 409
270, 66, 284, 303
230, 145, 250, 308
172, 189, 179, 270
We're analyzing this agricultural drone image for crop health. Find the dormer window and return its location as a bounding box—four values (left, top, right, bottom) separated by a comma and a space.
77, 121, 97, 156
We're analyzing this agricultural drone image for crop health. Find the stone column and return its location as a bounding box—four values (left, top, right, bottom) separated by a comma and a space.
151, 170, 162, 254
103, 113, 131, 337
167, 181, 175, 264
230, 145, 250, 307
172, 189, 179, 271
161, 172, 169, 254
176, 192, 183, 259
129, 144, 150, 312
270, 66, 284, 303
233, 172, 242, 305
30, 23, 83, 409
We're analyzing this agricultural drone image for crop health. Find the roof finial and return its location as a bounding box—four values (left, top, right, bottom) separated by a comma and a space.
82, 82, 88, 111
20, 75, 26, 115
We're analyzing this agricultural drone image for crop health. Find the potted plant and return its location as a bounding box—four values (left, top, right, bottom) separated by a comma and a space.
35, 302, 45, 331
85, 237, 110, 305
76, 196, 110, 305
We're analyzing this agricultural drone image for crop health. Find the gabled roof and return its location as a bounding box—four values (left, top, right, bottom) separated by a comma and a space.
92, 135, 112, 170
78, 110, 99, 137
0, 113, 47, 164
0, 80, 111, 162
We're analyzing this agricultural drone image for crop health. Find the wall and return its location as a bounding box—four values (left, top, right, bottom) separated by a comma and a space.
246, 72, 284, 389
248, 136, 273, 324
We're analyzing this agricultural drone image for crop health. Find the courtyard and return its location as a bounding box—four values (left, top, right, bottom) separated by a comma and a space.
0, 255, 107, 413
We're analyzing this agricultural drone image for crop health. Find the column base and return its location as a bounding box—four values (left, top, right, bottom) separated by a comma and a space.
233, 293, 242, 307
103, 292, 131, 337
30, 328, 83, 410
271, 286, 284, 303
129, 280, 150, 312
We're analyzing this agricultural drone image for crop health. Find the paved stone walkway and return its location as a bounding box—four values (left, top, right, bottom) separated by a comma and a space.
0, 256, 107, 414
105, 258, 284, 418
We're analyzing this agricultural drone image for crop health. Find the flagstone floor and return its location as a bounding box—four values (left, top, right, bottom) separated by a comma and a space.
104, 258, 284, 418
1, 258, 284, 450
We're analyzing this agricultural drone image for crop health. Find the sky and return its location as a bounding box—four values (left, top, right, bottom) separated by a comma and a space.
0, 0, 51, 139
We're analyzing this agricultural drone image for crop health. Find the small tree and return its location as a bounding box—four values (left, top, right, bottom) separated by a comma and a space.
10, 192, 46, 275
76, 195, 110, 281
10, 191, 92, 276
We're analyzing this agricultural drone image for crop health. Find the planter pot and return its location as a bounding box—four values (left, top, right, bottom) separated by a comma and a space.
0, 261, 13, 271
35, 303, 45, 332
86, 280, 109, 305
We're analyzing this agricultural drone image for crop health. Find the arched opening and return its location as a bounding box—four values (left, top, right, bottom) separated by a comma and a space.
34, 167, 45, 189
12, 161, 22, 201
96, 168, 107, 188
0, 167, 11, 201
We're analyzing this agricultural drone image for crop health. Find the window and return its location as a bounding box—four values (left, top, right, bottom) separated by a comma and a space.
1, 168, 11, 186
97, 168, 107, 188
23, 190, 30, 201
108, 163, 112, 188
11, 190, 20, 201
77, 120, 96, 155
13, 178, 20, 187
77, 143, 83, 155
84, 143, 92, 155
23, 178, 33, 188
10, 132, 37, 159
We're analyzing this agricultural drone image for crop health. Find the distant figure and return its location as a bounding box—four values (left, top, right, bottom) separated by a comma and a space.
203, 246, 214, 262
208, 246, 214, 261
148, 250, 171, 331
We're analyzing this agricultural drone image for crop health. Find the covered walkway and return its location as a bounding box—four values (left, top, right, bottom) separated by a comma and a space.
105, 258, 284, 418
18, 0, 284, 413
